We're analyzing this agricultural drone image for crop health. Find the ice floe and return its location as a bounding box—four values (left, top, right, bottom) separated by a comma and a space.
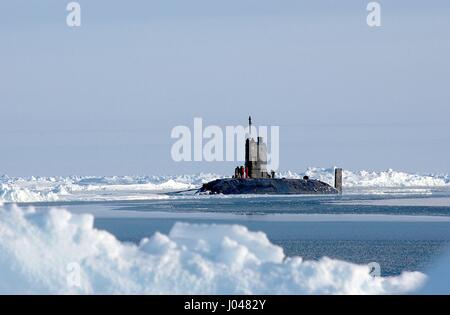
0, 205, 427, 294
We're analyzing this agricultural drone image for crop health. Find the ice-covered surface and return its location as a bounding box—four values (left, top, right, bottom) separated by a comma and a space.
0, 205, 427, 294
0, 173, 222, 203
281, 167, 449, 188
1, 168, 449, 203
333, 197, 450, 207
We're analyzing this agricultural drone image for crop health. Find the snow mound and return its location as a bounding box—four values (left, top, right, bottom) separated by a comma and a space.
279, 167, 449, 188
0, 205, 426, 294
0, 175, 205, 203
1, 184, 59, 203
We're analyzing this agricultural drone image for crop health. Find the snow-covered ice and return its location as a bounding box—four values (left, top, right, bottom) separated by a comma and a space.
1, 168, 449, 203
0, 204, 427, 294
281, 167, 449, 188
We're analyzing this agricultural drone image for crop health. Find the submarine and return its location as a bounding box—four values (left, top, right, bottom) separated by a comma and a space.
199, 117, 343, 195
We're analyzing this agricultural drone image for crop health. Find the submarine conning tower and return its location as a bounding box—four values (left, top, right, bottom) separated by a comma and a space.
227, 116, 343, 194
200, 116, 343, 195
244, 116, 271, 179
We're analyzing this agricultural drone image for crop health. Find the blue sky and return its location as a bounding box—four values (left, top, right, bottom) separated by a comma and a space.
1, 1, 449, 176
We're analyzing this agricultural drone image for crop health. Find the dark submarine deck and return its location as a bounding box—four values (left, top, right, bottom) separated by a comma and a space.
199, 178, 339, 195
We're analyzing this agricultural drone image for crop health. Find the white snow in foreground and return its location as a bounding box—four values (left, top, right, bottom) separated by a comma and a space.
0, 205, 426, 294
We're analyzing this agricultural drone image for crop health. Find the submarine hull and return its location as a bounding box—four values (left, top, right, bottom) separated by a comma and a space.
200, 178, 338, 195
